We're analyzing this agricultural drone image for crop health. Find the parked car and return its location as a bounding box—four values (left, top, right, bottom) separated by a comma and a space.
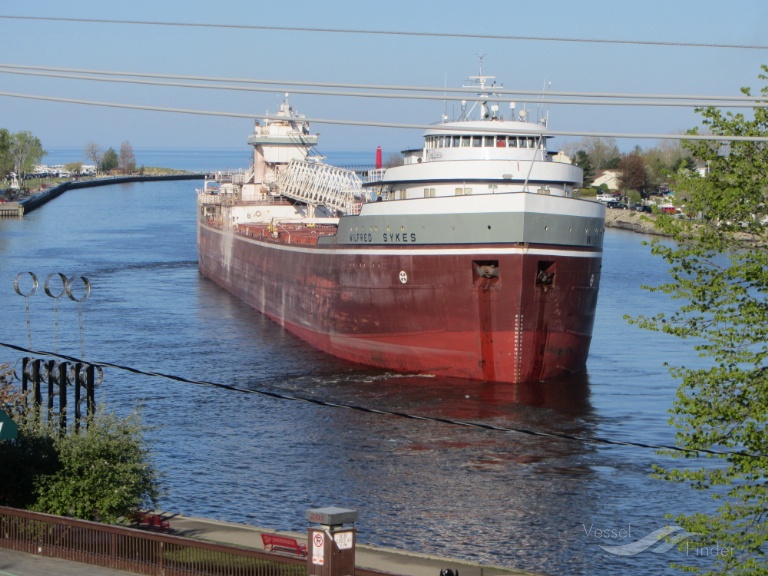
606, 201, 628, 210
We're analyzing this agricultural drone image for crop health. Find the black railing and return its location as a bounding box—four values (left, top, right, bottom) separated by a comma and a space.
0, 506, 393, 576
0, 506, 306, 576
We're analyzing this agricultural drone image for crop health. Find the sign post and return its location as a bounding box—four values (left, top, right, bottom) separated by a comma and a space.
306, 507, 357, 576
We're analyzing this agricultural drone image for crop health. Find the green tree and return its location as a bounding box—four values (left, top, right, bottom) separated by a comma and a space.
31, 409, 161, 523
0, 393, 162, 523
9, 131, 45, 185
0, 128, 12, 178
100, 147, 119, 173
574, 150, 595, 188
631, 65, 768, 574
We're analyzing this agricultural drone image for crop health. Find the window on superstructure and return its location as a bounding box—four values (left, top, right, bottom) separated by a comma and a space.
399, 189, 407, 200
472, 136, 482, 147
455, 187, 464, 195
484, 136, 495, 147
452, 135, 461, 147
496, 136, 507, 148
461, 136, 470, 147
424, 188, 435, 198
508, 137, 518, 148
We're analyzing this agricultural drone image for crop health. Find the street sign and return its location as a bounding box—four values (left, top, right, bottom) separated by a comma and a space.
0, 410, 19, 440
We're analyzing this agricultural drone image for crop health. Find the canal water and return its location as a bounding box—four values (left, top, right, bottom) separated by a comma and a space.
0, 176, 717, 575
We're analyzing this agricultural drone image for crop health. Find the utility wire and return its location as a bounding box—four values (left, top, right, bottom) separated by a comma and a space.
1, 15, 766, 51
1, 66, 766, 109
0, 340, 764, 459
2, 90, 768, 142
0, 63, 764, 104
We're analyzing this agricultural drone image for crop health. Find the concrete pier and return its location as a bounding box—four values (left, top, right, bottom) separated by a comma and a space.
5, 174, 204, 217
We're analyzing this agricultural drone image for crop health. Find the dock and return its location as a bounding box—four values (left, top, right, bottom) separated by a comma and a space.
0, 201, 23, 218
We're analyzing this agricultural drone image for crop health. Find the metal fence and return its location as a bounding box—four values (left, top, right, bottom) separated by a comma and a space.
0, 506, 311, 576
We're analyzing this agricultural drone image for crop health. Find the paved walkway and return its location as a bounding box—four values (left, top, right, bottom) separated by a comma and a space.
0, 548, 142, 576
170, 515, 540, 576
0, 514, 544, 576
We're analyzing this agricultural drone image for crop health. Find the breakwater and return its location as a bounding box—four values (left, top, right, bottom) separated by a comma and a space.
16, 174, 204, 215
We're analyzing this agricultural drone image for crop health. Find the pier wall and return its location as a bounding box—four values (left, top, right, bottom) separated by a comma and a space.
17, 174, 204, 215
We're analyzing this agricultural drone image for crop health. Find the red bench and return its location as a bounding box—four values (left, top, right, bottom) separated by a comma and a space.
261, 533, 307, 557
129, 511, 172, 533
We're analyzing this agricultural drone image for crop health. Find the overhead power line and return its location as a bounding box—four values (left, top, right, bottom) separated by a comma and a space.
0, 340, 762, 459
0, 63, 764, 104
1, 15, 767, 51
1, 65, 766, 109
2, 90, 768, 142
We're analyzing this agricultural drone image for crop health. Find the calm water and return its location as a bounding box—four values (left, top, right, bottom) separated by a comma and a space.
0, 169, 717, 575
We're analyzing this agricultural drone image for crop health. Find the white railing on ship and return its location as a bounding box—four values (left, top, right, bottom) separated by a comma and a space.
198, 193, 220, 204
363, 168, 386, 183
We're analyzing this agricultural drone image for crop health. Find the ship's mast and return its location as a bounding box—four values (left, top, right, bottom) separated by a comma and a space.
464, 53, 499, 121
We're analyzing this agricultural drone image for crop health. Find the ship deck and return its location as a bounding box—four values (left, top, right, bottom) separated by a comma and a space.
235, 221, 338, 246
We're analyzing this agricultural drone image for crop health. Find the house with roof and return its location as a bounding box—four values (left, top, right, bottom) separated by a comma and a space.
592, 169, 621, 191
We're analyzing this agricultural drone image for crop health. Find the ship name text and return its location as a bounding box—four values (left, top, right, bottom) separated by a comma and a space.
384, 233, 417, 243
347, 232, 419, 243
349, 232, 373, 243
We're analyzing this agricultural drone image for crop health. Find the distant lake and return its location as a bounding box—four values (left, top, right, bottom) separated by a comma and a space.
42, 148, 377, 173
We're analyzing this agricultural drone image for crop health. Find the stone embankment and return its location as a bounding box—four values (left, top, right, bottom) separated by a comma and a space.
604, 208, 665, 236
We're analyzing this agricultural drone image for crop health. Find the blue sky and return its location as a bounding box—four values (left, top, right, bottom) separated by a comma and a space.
1, 0, 767, 158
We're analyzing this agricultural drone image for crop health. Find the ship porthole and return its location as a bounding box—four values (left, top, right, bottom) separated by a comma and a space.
256, 211, 261, 217
399, 271, 408, 284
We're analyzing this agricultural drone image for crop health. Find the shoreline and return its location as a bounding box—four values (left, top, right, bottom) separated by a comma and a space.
603, 208, 665, 235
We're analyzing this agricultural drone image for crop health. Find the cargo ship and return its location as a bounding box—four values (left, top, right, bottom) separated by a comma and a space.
197, 73, 605, 383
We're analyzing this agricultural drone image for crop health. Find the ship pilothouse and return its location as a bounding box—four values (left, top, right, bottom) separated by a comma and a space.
368, 72, 582, 201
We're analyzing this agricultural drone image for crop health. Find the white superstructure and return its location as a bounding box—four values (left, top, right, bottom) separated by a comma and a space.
367, 73, 582, 201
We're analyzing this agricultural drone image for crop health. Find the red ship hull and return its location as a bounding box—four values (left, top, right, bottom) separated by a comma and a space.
197, 221, 601, 383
